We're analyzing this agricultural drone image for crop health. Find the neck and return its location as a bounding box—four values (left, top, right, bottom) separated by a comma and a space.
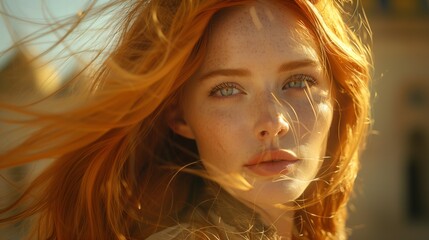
257, 204, 295, 240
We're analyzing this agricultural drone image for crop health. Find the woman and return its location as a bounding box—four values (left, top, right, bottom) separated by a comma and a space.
0, 0, 372, 239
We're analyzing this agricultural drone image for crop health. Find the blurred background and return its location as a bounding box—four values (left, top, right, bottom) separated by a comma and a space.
349, 0, 429, 239
1, 0, 429, 239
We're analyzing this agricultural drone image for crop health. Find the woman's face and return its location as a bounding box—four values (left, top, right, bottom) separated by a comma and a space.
174, 2, 333, 211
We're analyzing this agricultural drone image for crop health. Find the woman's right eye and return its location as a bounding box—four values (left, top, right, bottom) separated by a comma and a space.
209, 82, 243, 97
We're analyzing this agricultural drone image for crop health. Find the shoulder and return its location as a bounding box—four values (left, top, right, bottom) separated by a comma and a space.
145, 224, 190, 240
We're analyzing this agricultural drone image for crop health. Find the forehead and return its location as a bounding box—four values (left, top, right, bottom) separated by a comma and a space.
200, 2, 320, 70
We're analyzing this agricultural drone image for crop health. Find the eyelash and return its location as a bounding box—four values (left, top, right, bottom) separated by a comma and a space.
282, 74, 317, 90
209, 74, 317, 97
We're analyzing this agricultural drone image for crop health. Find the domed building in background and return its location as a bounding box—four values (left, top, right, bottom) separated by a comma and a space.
0, 47, 86, 240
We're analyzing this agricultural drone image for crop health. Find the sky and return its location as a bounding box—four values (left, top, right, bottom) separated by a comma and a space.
0, 0, 112, 79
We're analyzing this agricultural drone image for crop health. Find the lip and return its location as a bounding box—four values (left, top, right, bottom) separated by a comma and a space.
244, 149, 299, 176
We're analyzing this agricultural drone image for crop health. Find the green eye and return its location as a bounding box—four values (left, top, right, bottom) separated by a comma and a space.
283, 74, 317, 90
219, 87, 238, 96
210, 82, 242, 97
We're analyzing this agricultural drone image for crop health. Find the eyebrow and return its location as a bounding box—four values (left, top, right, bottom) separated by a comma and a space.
198, 59, 319, 82
198, 69, 251, 82
278, 59, 319, 72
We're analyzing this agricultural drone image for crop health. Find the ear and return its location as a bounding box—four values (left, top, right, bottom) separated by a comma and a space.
166, 104, 195, 140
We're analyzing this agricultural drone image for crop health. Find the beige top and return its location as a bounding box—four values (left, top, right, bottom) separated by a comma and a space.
145, 188, 280, 239
145, 224, 190, 240
144, 208, 244, 239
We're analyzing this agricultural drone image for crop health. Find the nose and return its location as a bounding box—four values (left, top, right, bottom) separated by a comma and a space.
256, 114, 289, 141
254, 96, 290, 141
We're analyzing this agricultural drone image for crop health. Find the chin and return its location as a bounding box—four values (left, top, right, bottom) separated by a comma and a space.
238, 178, 310, 208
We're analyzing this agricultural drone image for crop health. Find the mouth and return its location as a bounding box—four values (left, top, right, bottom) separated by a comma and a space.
244, 149, 299, 176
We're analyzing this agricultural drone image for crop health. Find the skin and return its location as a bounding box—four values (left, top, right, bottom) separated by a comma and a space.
171, 2, 333, 238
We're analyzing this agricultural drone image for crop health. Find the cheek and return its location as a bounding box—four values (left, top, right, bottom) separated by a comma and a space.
188, 107, 246, 167
287, 94, 333, 141
313, 101, 334, 138
296, 100, 333, 165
